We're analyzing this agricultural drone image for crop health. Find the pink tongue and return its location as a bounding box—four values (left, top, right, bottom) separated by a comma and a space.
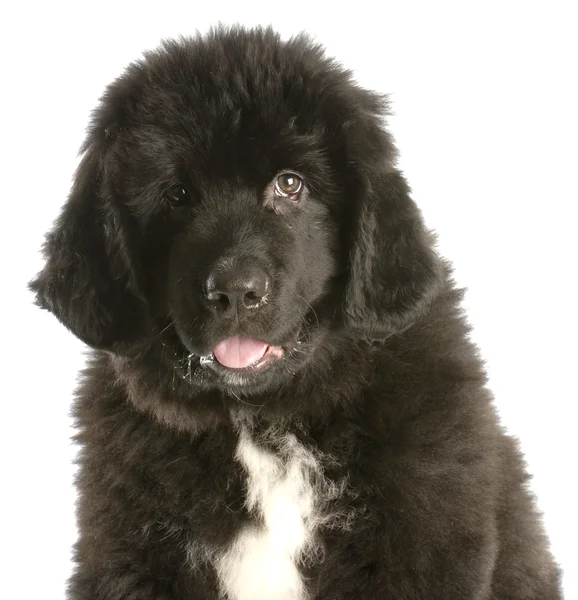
213, 337, 269, 369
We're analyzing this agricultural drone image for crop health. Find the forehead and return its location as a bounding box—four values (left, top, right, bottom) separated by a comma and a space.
100, 36, 351, 185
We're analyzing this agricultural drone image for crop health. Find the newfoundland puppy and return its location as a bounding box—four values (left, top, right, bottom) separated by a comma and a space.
31, 26, 562, 600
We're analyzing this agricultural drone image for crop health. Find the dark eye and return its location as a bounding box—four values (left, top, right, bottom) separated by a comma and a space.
164, 184, 189, 207
274, 173, 303, 199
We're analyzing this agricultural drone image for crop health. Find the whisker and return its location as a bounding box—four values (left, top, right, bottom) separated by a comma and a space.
230, 389, 264, 408
159, 320, 174, 336
294, 293, 320, 343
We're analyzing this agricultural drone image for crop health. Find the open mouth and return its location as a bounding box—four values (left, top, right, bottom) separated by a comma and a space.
200, 336, 287, 373
173, 316, 317, 387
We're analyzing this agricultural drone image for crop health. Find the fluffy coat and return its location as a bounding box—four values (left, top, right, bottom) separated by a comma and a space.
30, 27, 562, 600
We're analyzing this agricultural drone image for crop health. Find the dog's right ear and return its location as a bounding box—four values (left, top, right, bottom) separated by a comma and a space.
29, 139, 150, 355
340, 89, 445, 340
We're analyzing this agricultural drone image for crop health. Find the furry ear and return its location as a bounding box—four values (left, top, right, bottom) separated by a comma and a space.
344, 167, 444, 339
29, 142, 150, 354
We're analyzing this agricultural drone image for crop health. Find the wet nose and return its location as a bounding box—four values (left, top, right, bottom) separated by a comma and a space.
204, 265, 270, 314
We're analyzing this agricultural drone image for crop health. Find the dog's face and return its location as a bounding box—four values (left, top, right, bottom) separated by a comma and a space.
143, 119, 341, 392
31, 29, 442, 397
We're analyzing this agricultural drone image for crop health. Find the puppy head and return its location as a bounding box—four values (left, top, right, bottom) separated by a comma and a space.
31, 28, 442, 394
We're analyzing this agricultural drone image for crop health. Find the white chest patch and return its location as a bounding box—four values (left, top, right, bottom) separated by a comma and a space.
214, 427, 325, 600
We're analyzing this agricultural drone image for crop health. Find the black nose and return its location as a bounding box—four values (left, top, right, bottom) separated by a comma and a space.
204, 264, 270, 314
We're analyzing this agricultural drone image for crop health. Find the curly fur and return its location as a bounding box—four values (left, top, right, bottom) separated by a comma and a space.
30, 26, 562, 600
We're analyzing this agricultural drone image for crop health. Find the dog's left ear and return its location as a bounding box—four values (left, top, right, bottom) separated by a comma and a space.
29, 141, 150, 355
343, 105, 444, 339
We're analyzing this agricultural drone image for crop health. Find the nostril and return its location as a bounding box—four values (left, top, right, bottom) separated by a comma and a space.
244, 290, 264, 308
204, 279, 231, 312
210, 292, 230, 312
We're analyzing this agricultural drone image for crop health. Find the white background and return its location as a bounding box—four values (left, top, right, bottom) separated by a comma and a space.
1, 1, 576, 597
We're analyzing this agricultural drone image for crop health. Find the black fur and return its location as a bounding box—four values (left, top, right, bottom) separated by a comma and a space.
30, 26, 562, 599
